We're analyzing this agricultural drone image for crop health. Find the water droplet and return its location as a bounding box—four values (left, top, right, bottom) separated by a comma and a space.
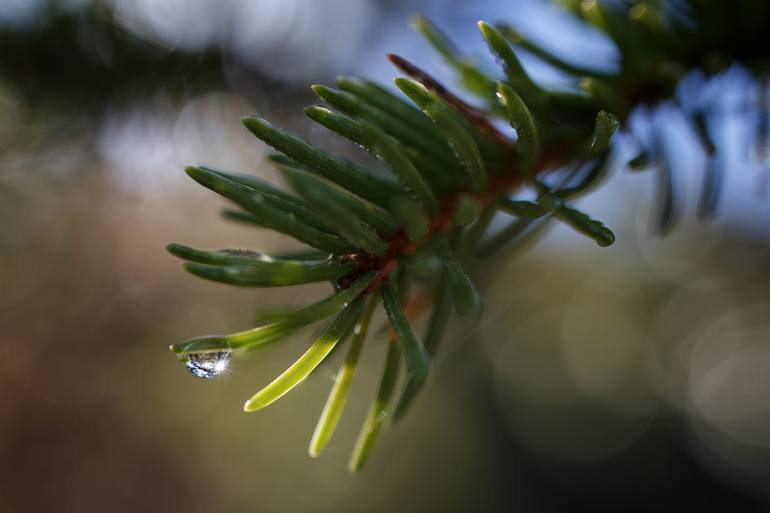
184, 351, 231, 379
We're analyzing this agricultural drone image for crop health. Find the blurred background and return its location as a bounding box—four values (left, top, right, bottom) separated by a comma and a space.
2, 1, 770, 512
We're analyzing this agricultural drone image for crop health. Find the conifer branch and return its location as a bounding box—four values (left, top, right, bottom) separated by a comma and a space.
167, 1, 770, 471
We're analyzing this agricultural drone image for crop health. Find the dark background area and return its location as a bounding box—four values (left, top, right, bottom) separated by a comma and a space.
1, 1, 769, 512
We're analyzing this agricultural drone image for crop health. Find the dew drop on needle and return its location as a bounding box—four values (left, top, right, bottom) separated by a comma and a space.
184, 351, 232, 379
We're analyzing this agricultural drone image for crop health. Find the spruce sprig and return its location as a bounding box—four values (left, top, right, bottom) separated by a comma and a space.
168, 1, 769, 471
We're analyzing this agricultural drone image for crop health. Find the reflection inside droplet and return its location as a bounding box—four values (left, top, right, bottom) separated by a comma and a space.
183, 351, 231, 379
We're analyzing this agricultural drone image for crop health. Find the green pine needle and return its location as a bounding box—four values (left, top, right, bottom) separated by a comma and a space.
497, 81, 540, 172
309, 294, 378, 457
381, 283, 431, 381
395, 78, 488, 191
243, 299, 365, 412
432, 234, 483, 320
170, 272, 376, 355
348, 338, 401, 473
